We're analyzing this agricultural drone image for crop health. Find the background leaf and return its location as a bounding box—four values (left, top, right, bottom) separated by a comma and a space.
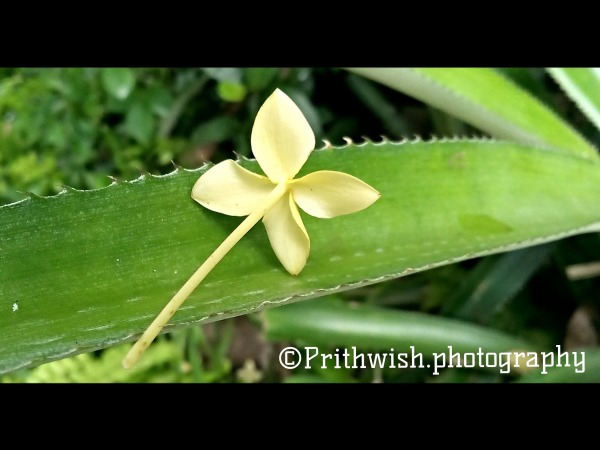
125, 99, 155, 144
441, 244, 557, 322
101, 68, 136, 100
217, 81, 247, 102
547, 68, 600, 133
264, 296, 537, 357
345, 68, 598, 159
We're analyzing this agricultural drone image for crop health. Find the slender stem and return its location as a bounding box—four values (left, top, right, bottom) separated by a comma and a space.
122, 181, 289, 369
158, 74, 209, 139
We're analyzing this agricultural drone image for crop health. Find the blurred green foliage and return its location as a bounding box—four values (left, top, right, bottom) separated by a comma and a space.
1, 67, 390, 205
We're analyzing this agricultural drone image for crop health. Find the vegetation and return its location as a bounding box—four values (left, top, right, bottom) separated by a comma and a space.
1, 67, 599, 383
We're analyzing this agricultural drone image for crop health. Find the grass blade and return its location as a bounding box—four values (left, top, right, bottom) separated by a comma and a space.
442, 244, 557, 322
547, 68, 600, 133
345, 68, 597, 159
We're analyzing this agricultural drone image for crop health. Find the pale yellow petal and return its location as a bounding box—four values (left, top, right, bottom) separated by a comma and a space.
292, 170, 380, 219
191, 159, 274, 216
262, 192, 310, 275
250, 88, 315, 182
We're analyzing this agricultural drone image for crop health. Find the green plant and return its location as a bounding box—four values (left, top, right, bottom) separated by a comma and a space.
1, 68, 599, 382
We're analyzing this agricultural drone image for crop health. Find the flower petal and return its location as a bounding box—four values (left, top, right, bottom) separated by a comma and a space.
191, 159, 274, 216
262, 192, 310, 275
251, 89, 315, 182
292, 170, 381, 219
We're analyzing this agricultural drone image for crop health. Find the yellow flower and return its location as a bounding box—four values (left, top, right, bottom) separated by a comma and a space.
192, 88, 380, 274
123, 88, 379, 369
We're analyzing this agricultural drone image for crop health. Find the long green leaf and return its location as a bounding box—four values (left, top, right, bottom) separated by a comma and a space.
547, 68, 600, 133
3, 139, 600, 373
345, 68, 597, 160
263, 297, 537, 357
441, 243, 557, 321
346, 74, 411, 137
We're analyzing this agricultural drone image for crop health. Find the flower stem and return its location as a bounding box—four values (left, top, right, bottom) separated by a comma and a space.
122, 181, 289, 369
